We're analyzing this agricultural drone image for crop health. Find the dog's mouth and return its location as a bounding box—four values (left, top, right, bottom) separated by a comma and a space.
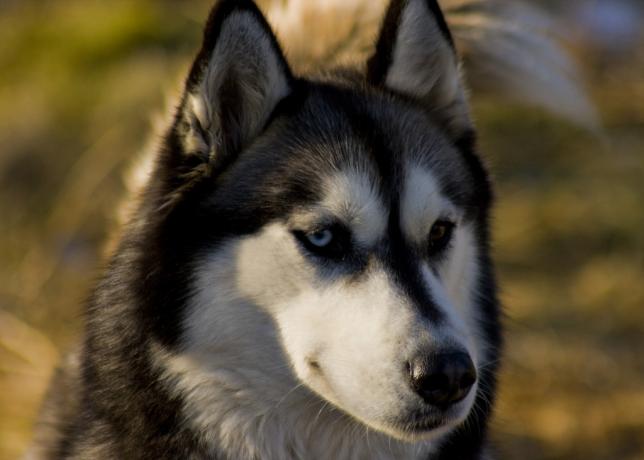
302, 357, 474, 441
385, 404, 471, 441
400, 417, 445, 434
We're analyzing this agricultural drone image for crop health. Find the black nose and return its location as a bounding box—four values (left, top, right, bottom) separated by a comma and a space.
407, 351, 477, 408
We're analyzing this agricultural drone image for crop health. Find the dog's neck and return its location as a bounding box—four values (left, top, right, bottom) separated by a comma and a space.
153, 343, 437, 460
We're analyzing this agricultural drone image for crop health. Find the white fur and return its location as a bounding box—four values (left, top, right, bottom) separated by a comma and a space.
162, 160, 484, 457
440, 223, 490, 365
162, 233, 440, 459
400, 165, 460, 244
288, 168, 387, 248
321, 169, 388, 246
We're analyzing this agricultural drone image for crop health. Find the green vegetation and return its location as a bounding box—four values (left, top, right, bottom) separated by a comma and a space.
0, 2, 642, 459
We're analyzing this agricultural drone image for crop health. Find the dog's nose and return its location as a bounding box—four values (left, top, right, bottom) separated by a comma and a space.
407, 351, 477, 408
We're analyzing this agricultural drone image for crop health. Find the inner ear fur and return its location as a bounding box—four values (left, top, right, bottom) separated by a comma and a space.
367, 0, 473, 139
176, 0, 293, 172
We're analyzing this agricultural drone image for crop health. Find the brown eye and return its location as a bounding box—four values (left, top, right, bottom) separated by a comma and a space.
428, 220, 455, 255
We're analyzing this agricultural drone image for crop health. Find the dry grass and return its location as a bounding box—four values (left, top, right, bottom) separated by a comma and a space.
0, 1, 642, 459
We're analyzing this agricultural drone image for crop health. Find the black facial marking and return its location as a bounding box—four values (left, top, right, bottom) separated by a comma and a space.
385, 201, 444, 323
453, 129, 493, 211
327, 91, 444, 322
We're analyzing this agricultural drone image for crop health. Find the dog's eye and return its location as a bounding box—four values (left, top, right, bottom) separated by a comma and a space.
293, 225, 350, 260
306, 229, 334, 248
428, 220, 455, 255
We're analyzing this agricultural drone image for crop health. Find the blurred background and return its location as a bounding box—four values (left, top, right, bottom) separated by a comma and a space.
0, 1, 642, 459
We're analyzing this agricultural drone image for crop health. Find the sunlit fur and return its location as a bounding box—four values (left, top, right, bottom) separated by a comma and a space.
267, 0, 597, 128
29, 0, 589, 458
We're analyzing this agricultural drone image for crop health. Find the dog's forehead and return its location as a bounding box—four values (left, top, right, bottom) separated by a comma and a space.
281, 85, 471, 234
212, 82, 475, 237
297, 83, 472, 194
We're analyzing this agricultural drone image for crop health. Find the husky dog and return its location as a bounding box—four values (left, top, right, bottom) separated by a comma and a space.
29, 0, 589, 459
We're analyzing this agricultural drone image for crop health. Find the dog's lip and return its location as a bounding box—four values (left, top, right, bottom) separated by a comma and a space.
401, 416, 445, 433
390, 410, 447, 434
394, 404, 466, 434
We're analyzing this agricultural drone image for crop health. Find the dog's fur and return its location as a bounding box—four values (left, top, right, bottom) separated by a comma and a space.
29, 1, 587, 459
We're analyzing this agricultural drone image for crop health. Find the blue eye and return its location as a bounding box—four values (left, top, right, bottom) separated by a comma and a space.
292, 224, 350, 260
306, 229, 334, 247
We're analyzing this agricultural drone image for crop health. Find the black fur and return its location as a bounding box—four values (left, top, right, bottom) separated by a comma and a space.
33, 1, 501, 458
367, 0, 406, 85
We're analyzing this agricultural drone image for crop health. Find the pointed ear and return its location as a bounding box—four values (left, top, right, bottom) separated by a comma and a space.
176, 0, 292, 170
367, 0, 471, 139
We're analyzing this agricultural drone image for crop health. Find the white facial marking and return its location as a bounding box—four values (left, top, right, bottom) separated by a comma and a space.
439, 223, 487, 365
168, 226, 441, 459
163, 167, 483, 458
400, 165, 459, 243
320, 169, 387, 247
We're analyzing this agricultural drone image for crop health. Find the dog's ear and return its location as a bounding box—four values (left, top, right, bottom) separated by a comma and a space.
175, 0, 292, 172
367, 0, 471, 139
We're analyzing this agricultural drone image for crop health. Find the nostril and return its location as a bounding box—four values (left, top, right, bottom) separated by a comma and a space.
407, 351, 477, 408
420, 373, 449, 393
306, 356, 321, 372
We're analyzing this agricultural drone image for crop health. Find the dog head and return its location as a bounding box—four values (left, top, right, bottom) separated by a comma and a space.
144, 0, 496, 442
